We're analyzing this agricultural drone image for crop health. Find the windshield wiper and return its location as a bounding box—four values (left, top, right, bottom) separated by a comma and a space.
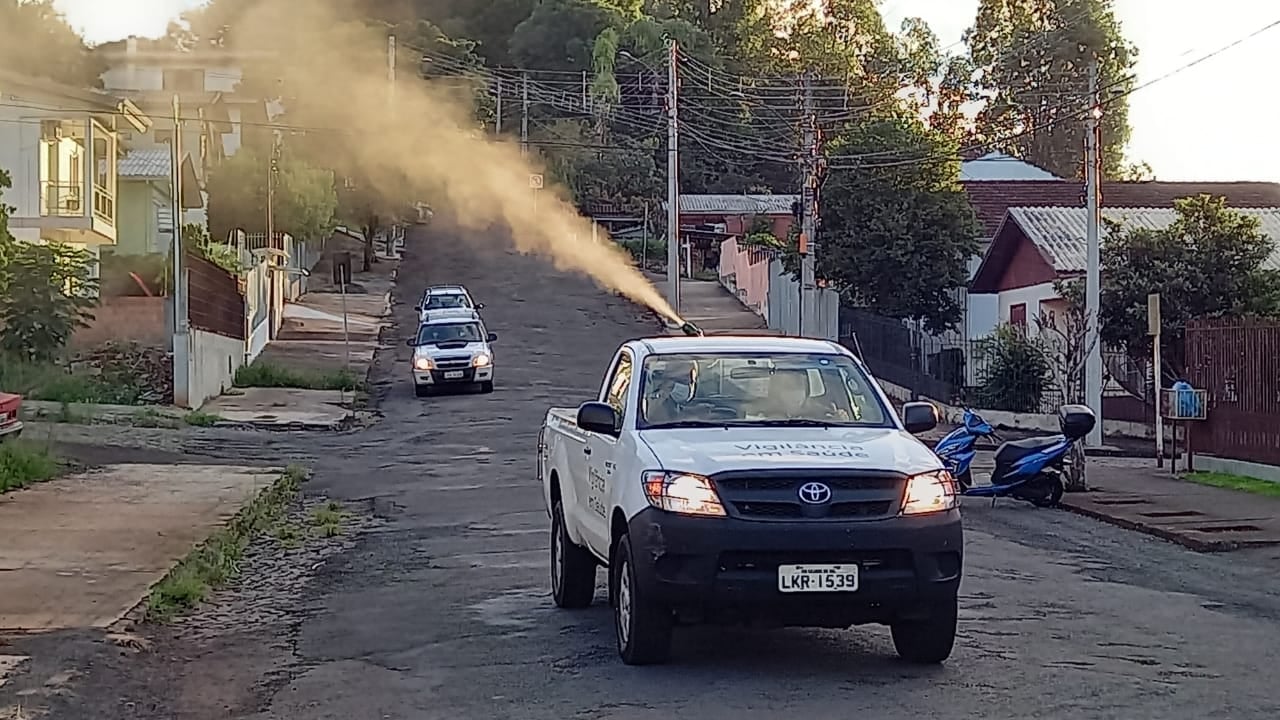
728, 418, 852, 427
643, 420, 733, 429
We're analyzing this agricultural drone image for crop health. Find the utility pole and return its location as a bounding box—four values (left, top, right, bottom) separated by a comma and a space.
387, 35, 396, 106
1083, 58, 1103, 447
520, 72, 529, 155
666, 38, 681, 314
266, 133, 281, 339
170, 93, 189, 407
495, 79, 503, 134
798, 72, 817, 338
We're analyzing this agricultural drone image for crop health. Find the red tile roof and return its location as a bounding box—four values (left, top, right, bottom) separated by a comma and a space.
961, 180, 1280, 237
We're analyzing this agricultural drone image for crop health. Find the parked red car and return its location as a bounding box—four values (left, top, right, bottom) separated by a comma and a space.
0, 393, 23, 440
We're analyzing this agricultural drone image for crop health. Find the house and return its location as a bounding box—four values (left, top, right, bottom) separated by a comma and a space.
681, 194, 798, 313
961, 180, 1280, 340
0, 70, 150, 253
114, 148, 175, 255
96, 36, 274, 162
969, 205, 1280, 332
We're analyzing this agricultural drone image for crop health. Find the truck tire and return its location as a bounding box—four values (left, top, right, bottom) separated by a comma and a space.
479, 381, 494, 394
891, 597, 958, 664
612, 535, 673, 665
413, 383, 430, 398
550, 501, 596, 609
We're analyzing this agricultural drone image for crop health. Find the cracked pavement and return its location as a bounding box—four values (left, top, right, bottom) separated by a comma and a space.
11, 223, 1280, 719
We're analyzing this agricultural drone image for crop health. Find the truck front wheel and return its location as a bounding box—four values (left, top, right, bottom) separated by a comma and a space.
612, 535, 673, 665
890, 597, 958, 664
550, 500, 596, 608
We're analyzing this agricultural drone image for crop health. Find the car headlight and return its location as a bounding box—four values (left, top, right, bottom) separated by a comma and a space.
642, 471, 725, 517
413, 357, 432, 370
472, 353, 491, 367
901, 470, 959, 516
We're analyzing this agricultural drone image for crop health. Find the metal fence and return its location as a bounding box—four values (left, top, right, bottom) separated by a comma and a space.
1185, 317, 1280, 465
766, 257, 839, 340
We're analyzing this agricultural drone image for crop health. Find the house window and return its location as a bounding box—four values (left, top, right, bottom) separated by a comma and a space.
1010, 303, 1027, 327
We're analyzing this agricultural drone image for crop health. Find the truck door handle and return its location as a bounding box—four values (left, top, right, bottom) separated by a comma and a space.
583, 447, 592, 456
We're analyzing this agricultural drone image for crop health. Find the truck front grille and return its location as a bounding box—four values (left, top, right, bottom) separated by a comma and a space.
434, 356, 472, 370
711, 471, 906, 522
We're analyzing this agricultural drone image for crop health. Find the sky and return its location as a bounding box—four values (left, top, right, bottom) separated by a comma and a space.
54, 0, 1280, 183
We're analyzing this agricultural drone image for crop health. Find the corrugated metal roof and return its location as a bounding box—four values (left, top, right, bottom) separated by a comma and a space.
960, 152, 1061, 181
1009, 206, 1280, 272
679, 194, 798, 215
119, 148, 171, 178
963, 180, 1280, 238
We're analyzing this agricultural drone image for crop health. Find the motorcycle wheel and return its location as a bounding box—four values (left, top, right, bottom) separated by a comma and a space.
1029, 475, 1065, 508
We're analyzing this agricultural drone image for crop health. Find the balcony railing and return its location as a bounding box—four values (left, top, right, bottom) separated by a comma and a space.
92, 184, 115, 225
41, 182, 84, 217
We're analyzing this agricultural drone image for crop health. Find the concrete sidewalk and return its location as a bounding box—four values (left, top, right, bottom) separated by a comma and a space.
0, 464, 279, 630
646, 272, 777, 335
203, 263, 397, 428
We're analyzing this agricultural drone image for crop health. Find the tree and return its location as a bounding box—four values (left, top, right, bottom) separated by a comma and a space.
336, 168, 417, 271
0, 242, 98, 362
508, 0, 627, 72
817, 118, 981, 334
966, 0, 1137, 178
973, 324, 1052, 413
1034, 286, 1098, 490
0, 0, 103, 87
204, 146, 338, 247
1095, 195, 1280, 374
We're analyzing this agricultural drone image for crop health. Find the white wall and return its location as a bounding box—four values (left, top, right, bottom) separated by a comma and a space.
100, 65, 164, 92
185, 328, 245, 409
0, 108, 40, 218
204, 67, 242, 93
967, 293, 999, 340
997, 282, 1058, 336
222, 107, 243, 157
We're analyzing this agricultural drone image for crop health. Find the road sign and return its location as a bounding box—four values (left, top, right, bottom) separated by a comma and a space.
529, 173, 544, 190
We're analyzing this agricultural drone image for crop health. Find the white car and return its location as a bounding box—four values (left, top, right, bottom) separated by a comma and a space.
538, 335, 960, 666
416, 285, 482, 323
407, 315, 497, 396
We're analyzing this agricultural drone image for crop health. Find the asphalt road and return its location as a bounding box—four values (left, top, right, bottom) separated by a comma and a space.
31, 224, 1280, 719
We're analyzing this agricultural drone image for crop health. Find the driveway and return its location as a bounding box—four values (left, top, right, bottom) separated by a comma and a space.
21, 221, 1280, 719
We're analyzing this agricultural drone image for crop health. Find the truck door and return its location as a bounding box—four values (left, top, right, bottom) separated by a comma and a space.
580, 350, 633, 555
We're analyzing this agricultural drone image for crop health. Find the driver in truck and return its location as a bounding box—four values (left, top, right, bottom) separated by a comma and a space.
642, 358, 698, 425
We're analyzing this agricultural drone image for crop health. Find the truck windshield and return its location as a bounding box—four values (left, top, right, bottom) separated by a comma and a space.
423, 293, 471, 309
416, 322, 482, 345
637, 352, 892, 429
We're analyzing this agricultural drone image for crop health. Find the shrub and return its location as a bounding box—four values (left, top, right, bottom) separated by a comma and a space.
973, 324, 1051, 413
0, 242, 98, 362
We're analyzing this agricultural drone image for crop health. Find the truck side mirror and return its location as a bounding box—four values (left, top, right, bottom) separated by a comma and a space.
577, 401, 619, 437
476, 302, 485, 309
486, 332, 498, 343
405, 338, 417, 347
902, 401, 939, 435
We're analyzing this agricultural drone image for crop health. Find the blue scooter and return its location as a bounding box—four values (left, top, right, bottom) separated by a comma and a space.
933, 407, 1003, 490
937, 405, 1097, 508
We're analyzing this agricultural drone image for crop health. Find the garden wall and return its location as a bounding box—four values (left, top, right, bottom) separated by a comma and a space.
71, 297, 169, 349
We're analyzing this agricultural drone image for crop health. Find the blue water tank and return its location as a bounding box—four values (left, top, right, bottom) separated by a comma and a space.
1171, 380, 1201, 418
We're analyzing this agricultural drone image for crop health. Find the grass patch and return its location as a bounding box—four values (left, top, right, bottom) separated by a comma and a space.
309, 500, 346, 538
183, 410, 221, 427
146, 464, 309, 620
0, 358, 141, 404
131, 408, 167, 427
1185, 471, 1280, 498
0, 440, 61, 493
233, 360, 360, 392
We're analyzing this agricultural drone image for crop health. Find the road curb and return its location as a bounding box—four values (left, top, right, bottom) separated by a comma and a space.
1057, 497, 1218, 552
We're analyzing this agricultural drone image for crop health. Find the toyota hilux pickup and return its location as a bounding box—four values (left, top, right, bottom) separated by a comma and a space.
538, 335, 962, 666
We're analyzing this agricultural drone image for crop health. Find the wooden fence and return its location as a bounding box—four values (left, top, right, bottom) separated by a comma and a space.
186, 252, 245, 340
1184, 317, 1280, 465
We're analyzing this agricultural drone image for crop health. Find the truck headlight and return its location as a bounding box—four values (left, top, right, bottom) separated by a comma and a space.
642, 471, 725, 517
413, 357, 432, 370
901, 470, 959, 516
472, 353, 491, 367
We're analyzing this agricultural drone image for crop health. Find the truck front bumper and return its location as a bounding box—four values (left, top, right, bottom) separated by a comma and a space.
413, 365, 493, 386
625, 507, 962, 628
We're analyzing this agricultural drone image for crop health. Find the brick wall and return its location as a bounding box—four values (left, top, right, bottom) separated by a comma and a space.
71, 296, 169, 349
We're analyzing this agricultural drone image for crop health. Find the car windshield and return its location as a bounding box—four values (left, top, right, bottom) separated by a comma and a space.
423, 293, 470, 310
416, 322, 483, 345
637, 352, 891, 429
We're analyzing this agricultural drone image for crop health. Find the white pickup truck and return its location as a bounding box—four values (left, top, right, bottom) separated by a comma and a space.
538, 335, 963, 666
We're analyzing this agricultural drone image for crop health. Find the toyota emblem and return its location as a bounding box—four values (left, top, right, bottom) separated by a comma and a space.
797, 482, 832, 505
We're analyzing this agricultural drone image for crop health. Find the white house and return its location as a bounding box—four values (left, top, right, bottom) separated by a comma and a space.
0, 70, 151, 257
969, 205, 1280, 333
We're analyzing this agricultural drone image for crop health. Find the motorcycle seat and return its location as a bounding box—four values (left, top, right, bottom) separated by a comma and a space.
993, 436, 1064, 468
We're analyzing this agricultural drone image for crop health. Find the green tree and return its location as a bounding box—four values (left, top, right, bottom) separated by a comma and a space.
0, 242, 99, 362
509, 0, 628, 72
1093, 195, 1280, 373
974, 324, 1052, 413
966, 0, 1136, 178
0, 0, 102, 86
817, 118, 981, 334
204, 147, 338, 247
336, 167, 417, 271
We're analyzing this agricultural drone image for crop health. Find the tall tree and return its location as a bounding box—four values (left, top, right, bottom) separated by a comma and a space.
966, 0, 1136, 178
817, 118, 981, 333
0, 0, 102, 86
1090, 195, 1280, 373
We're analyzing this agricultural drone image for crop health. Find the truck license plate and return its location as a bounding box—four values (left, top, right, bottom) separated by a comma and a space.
444, 371, 464, 379
777, 564, 859, 593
